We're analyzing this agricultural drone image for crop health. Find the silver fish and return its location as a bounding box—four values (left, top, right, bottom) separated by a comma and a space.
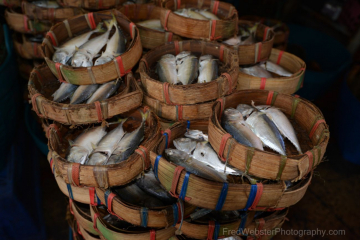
192, 141, 241, 175
198, 55, 218, 83
236, 104, 255, 118
177, 55, 198, 85
175, 51, 191, 64
157, 54, 178, 84
52, 23, 104, 64
174, 9, 208, 20
173, 138, 197, 154
198, 10, 219, 20
256, 105, 302, 154
222, 36, 242, 46
222, 108, 263, 150
67, 126, 107, 164
165, 148, 227, 182
107, 111, 148, 164
240, 65, 272, 78
86, 80, 121, 104
52, 82, 78, 102
184, 129, 208, 141
32, 1, 59, 8
70, 84, 99, 104
137, 19, 164, 31
260, 61, 292, 77
86, 120, 126, 165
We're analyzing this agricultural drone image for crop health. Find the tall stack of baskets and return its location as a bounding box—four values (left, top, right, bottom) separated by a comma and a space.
26, 1, 330, 240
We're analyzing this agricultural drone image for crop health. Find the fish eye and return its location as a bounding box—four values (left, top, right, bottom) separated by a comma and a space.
201, 152, 205, 157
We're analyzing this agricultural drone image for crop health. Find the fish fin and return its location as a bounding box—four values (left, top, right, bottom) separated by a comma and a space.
75, 46, 79, 51
91, 142, 97, 150
140, 109, 149, 122
68, 139, 74, 146
94, 22, 106, 33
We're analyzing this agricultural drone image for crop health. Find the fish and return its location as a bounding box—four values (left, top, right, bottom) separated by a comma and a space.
260, 61, 293, 77
86, 80, 121, 104
222, 36, 242, 46
113, 182, 165, 208
67, 126, 107, 164
236, 104, 255, 118
137, 19, 164, 31
174, 9, 208, 20
239, 24, 258, 45
241, 107, 286, 155
192, 141, 241, 175
94, 15, 126, 66
157, 54, 178, 84
32, 1, 59, 8
240, 65, 272, 78
222, 108, 263, 149
71, 17, 115, 67
86, 119, 126, 165
175, 51, 191, 65
184, 129, 208, 141
70, 84, 99, 104
176, 55, 198, 85
52, 82, 78, 102
190, 208, 213, 220
255, 105, 302, 154
107, 111, 148, 164
198, 10, 219, 20
136, 171, 175, 205
52, 23, 104, 64
165, 148, 227, 182
173, 138, 197, 154
198, 55, 218, 83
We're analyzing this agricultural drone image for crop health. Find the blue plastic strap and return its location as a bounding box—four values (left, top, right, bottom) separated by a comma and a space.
215, 182, 228, 211
214, 221, 220, 240
67, 184, 74, 200
242, 184, 257, 211
96, 195, 101, 205
179, 172, 190, 200
172, 203, 179, 226
104, 189, 111, 208
154, 155, 162, 181
186, 120, 190, 129
140, 207, 148, 227
237, 212, 248, 235
163, 132, 169, 149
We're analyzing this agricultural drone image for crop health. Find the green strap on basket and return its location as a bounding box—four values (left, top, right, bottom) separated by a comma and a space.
245, 147, 255, 175
315, 145, 322, 166
290, 98, 301, 119
276, 155, 287, 181
317, 129, 330, 145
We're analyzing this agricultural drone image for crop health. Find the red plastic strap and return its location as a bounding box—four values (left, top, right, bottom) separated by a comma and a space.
300, 67, 305, 71
266, 91, 274, 105
216, 98, 225, 120
212, 1, 220, 15
23, 15, 30, 32
263, 27, 270, 41
221, 73, 232, 94
124, 5, 129, 16
94, 101, 103, 122
219, 45, 225, 62
309, 119, 326, 139
257, 218, 265, 231
174, 41, 180, 55
276, 51, 284, 65
164, 10, 171, 31
129, 22, 135, 38
169, 166, 185, 198
150, 229, 156, 240
46, 31, 58, 46
207, 221, 215, 240
76, 221, 83, 236
177, 105, 183, 121
71, 163, 81, 186
93, 213, 101, 234
47, 123, 59, 139
294, 94, 300, 98
218, 133, 231, 162
167, 32, 173, 42
210, 20, 221, 40
31, 93, 44, 117
305, 151, 313, 175
87, 13, 96, 29
140, 58, 149, 69
89, 187, 97, 206
163, 82, 173, 105
55, 63, 66, 83
249, 183, 264, 210
114, 56, 131, 77
107, 192, 117, 213
48, 8, 55, 21
164, 129, 172, 148
69, 199, 74, 215
260, 77, 267, 90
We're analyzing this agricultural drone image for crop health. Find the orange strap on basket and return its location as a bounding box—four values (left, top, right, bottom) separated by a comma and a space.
174, 41, 180, 55
150, 229, 156, 240
209, 20, 221, 41
216, 97, 225, 120
46, 31, 58, 46
276, 51, 284, 65
163, 10, 171, 31
129, 22, 136, 39
266, 91, 278, 105
169, 166, 185, 198
114, 56, 131, 77
86, 13, 96, 29
55, 63, 66, 83
207, 221, 215, 240
263, 27, 270, 41
23, 15, 30, 32
212, 1, 220, 15
31, 93, 44, 117
33, 69, 43, 82
94, 101, 103, 122
221, 73, 232, 94
218, 133, 231, 162
309, 119, 326, 139
305, 151, 313, 175
255, 42, 263, 62
135, 145, 150, 169
163, 82, 173, 105
219, 45, 225, 62
176, 105, 183, 121
260, 78, 267, 90
71, 163, 81, 186
248, 183, 264, 210
166, 31, 173, 42
93, 213, 101, 234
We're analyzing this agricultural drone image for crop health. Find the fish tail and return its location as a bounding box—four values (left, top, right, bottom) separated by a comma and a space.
94, 22, 106, 33
140, 109, 149, 122
104, 14, 117, 30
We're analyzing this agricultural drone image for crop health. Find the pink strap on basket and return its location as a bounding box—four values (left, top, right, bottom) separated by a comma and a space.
255, 42, 263, 62
93, 213, 101, 234
167, 32, 173, 42
263, 27, 270, 41
87, 13, 96, 29
260, 78, 267, 90
207, 221, 215, 240
163, 10, 171, 31
176, 0, 181, 9
46, 31, 58, 46
174, 41, 180, 55
89, 187, 97, 206
71, 163, 81, 186
135, 145, 150, 169
216, 97, 225, 120
23, 15, 30, 32
94, 101, 103, 122
266, 91, 274, 105
210, 20, 221, 40
249, 183, 264, 210
114, 55, 131, 77
150, 229, 156, 240
276, 51, 284, 64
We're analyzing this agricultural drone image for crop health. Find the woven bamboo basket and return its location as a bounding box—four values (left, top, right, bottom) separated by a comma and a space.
237, 48, 306, 94
175, 209, 287, 239
41, 9, 142, 85
209, 90, 329, 181
118, 4, 182, 49
48, 108, 161, 188
21, 1, 85, 22
5, 9, 51, 34
158, 0, 238, 40
139, 40, 239, 105
224, 20, 274, 65
14, 35, 43, 59
28, 65, 143, 125
71, 200, 99, 236
72, 218, 101, 240
240, 16, 289, 51
0, 0, 20, 7
57, 0, 128, 10
95, 188, 197, 228
90, 205, 176, 240
150, 120, 312, 210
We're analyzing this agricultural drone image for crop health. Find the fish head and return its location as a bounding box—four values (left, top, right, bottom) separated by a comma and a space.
94, 56, 113, 66
72, 53, 92, 67
173, 138, 196, 154
224, 108, 244, 121
175, 51, 191, 64
53, 50, 69, 64
164, 148, 189, 162
199, 55, 213, 62
184, 129, 208, 141
67, 147, 89, 164
236, 104, 254, 117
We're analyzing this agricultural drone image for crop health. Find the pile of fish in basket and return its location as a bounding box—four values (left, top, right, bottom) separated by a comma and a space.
26, 1, 329, 239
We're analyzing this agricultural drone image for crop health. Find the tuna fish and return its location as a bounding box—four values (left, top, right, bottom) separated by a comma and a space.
86, 80, 121, 104
198, 55, 218, 83
173, 138, 197, 154
260, 61, 293, 77
70, 84, 99, 104
52, 82, 78, 103
176, 54, 198, 85
157, 54, 178, 84
240, 65, 273, 78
